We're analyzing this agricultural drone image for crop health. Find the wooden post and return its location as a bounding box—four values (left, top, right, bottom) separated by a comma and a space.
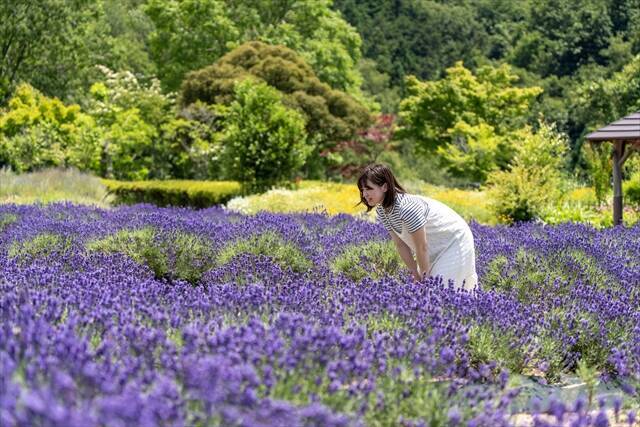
612, 141, 625, 226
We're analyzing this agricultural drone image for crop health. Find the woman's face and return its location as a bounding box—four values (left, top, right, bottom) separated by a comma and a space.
361, 179, 387, 206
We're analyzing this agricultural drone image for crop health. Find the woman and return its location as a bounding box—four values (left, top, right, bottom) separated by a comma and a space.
357, 164, 477, 291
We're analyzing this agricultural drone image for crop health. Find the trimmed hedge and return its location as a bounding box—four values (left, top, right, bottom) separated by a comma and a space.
101, 179, 242, 208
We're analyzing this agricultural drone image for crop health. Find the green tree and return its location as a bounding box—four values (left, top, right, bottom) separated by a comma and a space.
398, 62, 542, 182
144, 0, 364, 97
87, 66, 175, 180
0, 0, 95, 101
333, 0, 489, 89
0, 84, 101, 172
144, 0, 239, 93
509, 0, 613, 77
158, 102, 227, 180
222, 79, 311, 193
181, 41, 372, 178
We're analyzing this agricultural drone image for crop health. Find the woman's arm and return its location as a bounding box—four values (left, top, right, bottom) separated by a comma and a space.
389, 231, 420, 281
409, 226, 430, 280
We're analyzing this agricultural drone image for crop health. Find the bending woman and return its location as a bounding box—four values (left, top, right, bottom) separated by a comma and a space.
357, 164, 478, 291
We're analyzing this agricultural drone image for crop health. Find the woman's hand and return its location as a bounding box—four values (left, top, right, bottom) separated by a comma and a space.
412, 269, 422, 282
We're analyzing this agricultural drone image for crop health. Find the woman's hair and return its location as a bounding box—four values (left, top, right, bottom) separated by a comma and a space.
356, 163, 406, 212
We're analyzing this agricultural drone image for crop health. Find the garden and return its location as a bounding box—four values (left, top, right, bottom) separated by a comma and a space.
2, 1, 640, 426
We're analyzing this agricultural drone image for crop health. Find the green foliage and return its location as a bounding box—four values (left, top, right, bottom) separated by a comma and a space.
583, 143, 612, 205
573, 54, 640, 136
158, 102, 227, 180
509, 0, 613, 77
576, 357, 599, 408
87, 227, 167, 277
334, 0, 490, 89
87, 66, 176, 180
0, 84, 102, 172
0, 1, 93, 101
216, 230, 312, 273
144, 0, 238, 92
329, 240, 403, 282
624, 171, 640, 207
181, 41, 372, 154
145, 0, 364, 96
101, 179, 241, 208
221, 79, 312, 193
86, 227, 216, 284
467, 323, 528, 373
8, 233, 73, 263
399, 62, 542, 183
436, 121, 505, 183
0, 213, 18, 232
486, 122, 569, 223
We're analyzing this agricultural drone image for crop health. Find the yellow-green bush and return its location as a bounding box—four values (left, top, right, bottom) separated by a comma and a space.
624, 171, 640, 207
102, 179, 242, 208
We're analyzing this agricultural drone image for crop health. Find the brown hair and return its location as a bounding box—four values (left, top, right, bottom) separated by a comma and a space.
356, 164, 406, 212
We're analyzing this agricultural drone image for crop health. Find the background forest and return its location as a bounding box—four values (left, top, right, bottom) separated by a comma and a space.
1, 0, 640, 223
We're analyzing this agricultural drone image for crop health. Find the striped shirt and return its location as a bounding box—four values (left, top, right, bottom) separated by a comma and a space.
376, 192, 430, 234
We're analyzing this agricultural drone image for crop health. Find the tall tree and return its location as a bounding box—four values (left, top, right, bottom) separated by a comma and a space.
145, 0, 364, 97
0, 0, 91, 101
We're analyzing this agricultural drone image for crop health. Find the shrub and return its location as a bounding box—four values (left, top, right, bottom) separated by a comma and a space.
101, 179, 241, 208
180, 41, 372, 150
87, 66, 176, 180
486, 122, 569, 223
221, 79, 312, 193
216, 230, 312, 273
329, 240, 403, 282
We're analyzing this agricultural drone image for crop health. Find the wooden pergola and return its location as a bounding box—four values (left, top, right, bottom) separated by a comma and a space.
585, 111, 640, 225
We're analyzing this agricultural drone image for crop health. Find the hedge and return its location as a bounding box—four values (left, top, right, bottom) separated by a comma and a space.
101, 179, 242, 208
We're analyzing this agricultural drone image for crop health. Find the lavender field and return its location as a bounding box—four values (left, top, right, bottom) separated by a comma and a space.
1, 203, 639, 427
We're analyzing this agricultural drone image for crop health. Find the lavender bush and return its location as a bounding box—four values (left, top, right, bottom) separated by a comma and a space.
1, 203, 638, 426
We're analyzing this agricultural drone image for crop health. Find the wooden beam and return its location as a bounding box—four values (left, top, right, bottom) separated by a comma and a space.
619, 141, 633, 166
612, 141, 624, 226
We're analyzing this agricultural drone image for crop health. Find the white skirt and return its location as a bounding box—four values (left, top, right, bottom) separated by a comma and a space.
393, 197, 478, 291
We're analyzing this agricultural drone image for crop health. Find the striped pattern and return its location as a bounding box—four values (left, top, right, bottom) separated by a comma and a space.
376, 193, 429, 234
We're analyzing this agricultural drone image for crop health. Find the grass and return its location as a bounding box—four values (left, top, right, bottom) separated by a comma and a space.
0, 167, 112, 207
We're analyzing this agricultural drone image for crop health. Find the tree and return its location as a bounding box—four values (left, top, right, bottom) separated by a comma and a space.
0, 84, 101, 172
86, 66, 175, 180
509, 0, 613, 77
181, 41, 372, 178
398, 62, 542, 183
221, 79, 311, 193
144, 0, 364, 97
144, 0, 238, 93
321, 114, 397, 179
0, 0, 94, 102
